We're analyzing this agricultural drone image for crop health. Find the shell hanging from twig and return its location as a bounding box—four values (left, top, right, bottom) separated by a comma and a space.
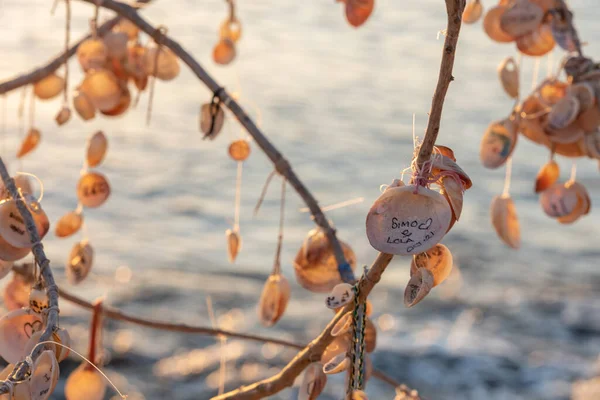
498, 56, 519, 99
80, 69, 122, 112
257, 274, 290, 327
491, 194, 520, 249
200, 102, 226, 139
539, 182, 579, 218
516, 24, 555, 57
16, 128, 41, 158
73, 89, 96, 121
30, 350, 59, 400
55, 106, 72, 126
33, 74, 64, 100
0, 196, 49, 248
77, 38, 108, 71
55, 210, 83, 238
534, 160, 559, 193
228, 139, 251, 161
0, 308, 44, 364
77, 172, 111, 208
410, 243, 453, 287
404, 267, 434, 308
103, 31, 128, 60
143, 46, 180, 81
64, 363, 107, 400
226, 228, 242, 263
67, 240, 94, 285
220, 19, 242, 43
321, 334, 351, 364
480, 118, 518, 169
87, 131, 108, 168
331, 312, 352, 337
547, 93, 580, 130
298, 362, 327, 400
557, 181, 591, 224
483, 6, 515, 43
29, 287, 49, 314
213, 38, 236, 65
462, 0, 483, 24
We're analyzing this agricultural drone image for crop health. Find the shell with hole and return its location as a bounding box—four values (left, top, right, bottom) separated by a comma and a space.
410, 243, 453, 287
298, 362, 327, 400
498, 56, 519, 99
490, 194, 520, 249
257, 274, 290, 327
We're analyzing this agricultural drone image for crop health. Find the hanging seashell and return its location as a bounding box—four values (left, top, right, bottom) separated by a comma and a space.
77, 39, 108, 71
228, 139, 251, 161
440, 176, 464, 224
576, 105, 600, 134
404, 267, 434, 308
331, 312, 353, 337
321, 335, 351, 364
490, 194, 520, 249
564, 56, 596, 81
557, 182, 588, 224
54, 327, 71, 362
434, 145, 456, 161
29, 287, 48, 314
535, 160, 559, 193
0, 196, 50, 248
322, 353, 350, 375
33, 74, 64, 100
80, 69, 121, 112
200, 102, 225, 139
77, 172, 110, 208
345, 0, 374, 27
30, 350, 59, 400
55, 106, 71, 126
500, 0, 543, 38
73, 89, 96, 121
550, 13, 576, 52
55, 210, 83, 238
294, 228, 357, 293
547, 94, 580, 130
0, 308, 44, 364
539, 182, 578, 218
3, 272, 32, 310
410, 243, 453, 287
16, 128, 41, 158
213, 38, 236, 65
87, 131, 108, 168
325, 283, 354, 309
64, 363, 107, 400
483, 6, 515, 43
569, 83, 595, 112
115, 18, 139, 40
430, 154, 472, 189
366, 184, 453, 255
537, 78, 568, 106
365, 317, 377, 353
516, 24, 556, 57
143, 46, 180, 81
498, 57, 519, 99
298, 362, 327, 400
352, 390, 369, 400
462, 0, 483, 24
125, 42, 147, 80
0, 259, 13, 280
257, 274, 290, 327
99, 86, 131, 117
226, 228, 242, 263
103, 31, 128, 60
67, 240, 94, 284
479, 118, 518, 169
220, 19, 242, 43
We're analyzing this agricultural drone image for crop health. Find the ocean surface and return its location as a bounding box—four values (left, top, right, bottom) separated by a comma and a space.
1, 0, 600, 399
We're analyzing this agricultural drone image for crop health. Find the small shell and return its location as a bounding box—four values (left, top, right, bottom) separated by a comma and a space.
547, 94, 580, 130
0, 196, 50, 248
352, 390, 369, 400
0, 308, 44, 364
55, 210, 83, 238
54, 328, 71, 362
321, 335, 351, 364
540, 182, 578, 218
30, 350, 59, 400
103, 31, 128, 60
366, 185, 452, 255
535, 160, 559, 193
568, 83, 595, 112
550, 15, 577, 52
322, 353, 350, 375
226, 228, 242, 263
115, 19, 139, 40
345, 0, 374, 27
220, 19, 242, 43
213, 39, 236, 65
99, 86, 131, 117
500, 0, 543, 38
325, 283, 354, 310
537, 78, 568, 106
143, 46, 180, 81
483, 7, 515, 43
33, 74, 64, 100
87, 131, 108, 168
228, 139, 251, 161
490, 194, 520, 249
257, 274, 290, 327
77, 172, 111, 208
64, 363, 107, 400
80, 69, 121, 112
564, 56, 596, 81
434, 145, 456, 161
29, 287, 48, 314
404, 268, 434, 308
55, 106, 71, 126
331, 312, 352, 337
67, 240, 94, 284
77, 39, 108, 71
410, 243, 453, 287
125, 42, 147, 80
498, 57, 519, 99
440, 176, 464, 222
298, 362, 327, 400
73, 90, 96, 121
462, 0, 483, 24
200, 103, 225, 139
17, 128, 41, 158
516, 24, 556, 57
480, 118, 518, 169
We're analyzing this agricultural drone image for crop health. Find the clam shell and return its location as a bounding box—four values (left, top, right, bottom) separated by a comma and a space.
322, 353, 350, 375
366, 185, 452, 255
548, 94, 580, 130
500, 0, 543, 38
0, 308, 44, 364
143, 46, 180, 81
557, 181, 591, 224
17, 128, 41, 158
212, 39, 236, 65
325, 283, 354, 310
539, 182, 578, 218
431, 154, 472, 189
103, 31, 128, 60
404, 267, 434, 308
54, 328, 71, 362
33, 74, 64, 100
257, 274, 290, 327
73, 90, 96, 121
440, 176, 464, 222
498, 57, 519, 99
200, 103, 225, 139
462, 0, 483, 24
80, 69, 121, 112
64, 363, 107, 400
410, 243, 453, 287
86, 131, 108, 168
480, 118, 518, 169
321, 335, 351, 364
54, 106, 71, 126
228, 139, 251, 161
55, 210, 83, 238
226, 229, 242, 263
0, 196, 49, 248
67, 240, 94, 284
535, 160, 559, 193
331, 311, 352, 337
568, 83, 595, 112
99, 86, 131, 117
30, 350, 59, 400
77, 39, 107, 71
220, 19, 242, 43
77, 172, 110, 208
516, 24, 555, 57
345, 0, 374, 27
483, 6, 515, 43
434, 145, 456, 161
490, 194, 520, 249
298, 363, 327, 400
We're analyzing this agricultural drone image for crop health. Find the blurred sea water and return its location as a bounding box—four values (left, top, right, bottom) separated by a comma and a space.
1, 0, 600, 399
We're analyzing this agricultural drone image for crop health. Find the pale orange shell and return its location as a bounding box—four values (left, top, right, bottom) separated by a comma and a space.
30, 350, 59, 400
213, 39, 236, 65
539, 182, 578, 218
410, 243, 453, 287
0, 308, 44, 364
554, 139, 587, 158
434, 145, 456, 161
54, 328, 71, 362
200, 103, 225, 139
498, 57, 519, 99
220, 19, 243, 43
257, 274, 290, 327
537, 78, 568, 106
516, 24, 555, 57
462, 0, 483, 24
547, 94, 580, 130
298, 363, 327, 400
331, 312, 352, 337
345, 0, 374, 27
366, 185, 452, 255
517, 96, 550, 146
490, 194, 520, 249
545, 121, 584, 145
3, 272, 31, 310
322, 353, 350, 375
116, 19, 139, 40
535, 160, 559, 193
143, 46, 180, 81
80, 69, 121, 112
321, 335, 351, 364
404, 268, 434, 308
103, 31, 128, 60
55, 106, 71, 126
0, 196, 49, 248
500, 0, 543, 37
64, 363, 107, 400
293, 228, 356, 293
228, 139, 251, 161
125, 42, 147, 80
33, 74, 64, 100
67, 240, 94, 284
352, 390, 369, 400
99, 86, 131, 117
77, 172, 110, 208
87, 131, 108, 168
325, 283, 354, 309
55, 210, 83, 238
73, 90, 96, 121
226, 228, 242, 263
483, 6, 515, 43
17, 128, 41, 158
480, 118, 518, 169
440, 176, 464, 222
431, 154, 472, 189
77, 39, 108, 71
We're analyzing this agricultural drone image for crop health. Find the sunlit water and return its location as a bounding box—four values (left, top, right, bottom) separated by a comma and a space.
1, 1, 600, 399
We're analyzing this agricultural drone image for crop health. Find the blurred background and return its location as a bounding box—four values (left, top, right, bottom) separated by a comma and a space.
1, 0, 600, 399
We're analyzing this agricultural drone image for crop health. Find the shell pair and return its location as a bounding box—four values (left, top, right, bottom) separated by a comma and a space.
213, 17, 242, 65
404, 243, 453, 307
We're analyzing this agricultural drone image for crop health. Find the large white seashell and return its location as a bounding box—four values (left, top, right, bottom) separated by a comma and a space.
0, 308, 44, 364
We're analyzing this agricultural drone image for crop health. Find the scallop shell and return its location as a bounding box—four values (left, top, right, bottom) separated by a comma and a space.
366, 185, 452, 255
73, 90, 96, 121
200, 102, 225, 139
80, 69, 121, 112
143, 46, 180, 81
322, 353, 350, 375
212, 39, 236, 65
462, 0, 483, 24
480, 118, 518, 169
64, 363, 107, 400
77, 172, 110, 208
535, 160, 559, 193
490, 194, 520, 249
345, 0, 374, 27
0, 196, 50, 248
539, 182, 578, 218
30, 350, 59, 400
298, 362, 327, 400
33, 74, 64, 100
226, 229, 242, 263
55, 210, 83, 238
228, 139, 251, 161
404, 267, 434, 308
498, 57, 519, 99
325, 283, 354, 310
0, 308, 44, 364
410, 243, 453, 287
67, 240, 94, 285
331, 312, 352, 337
516, 24, 555, 57
17, 128, 41, 158
483, 6, 515, 43
86, 131, 108, 168
257, 274, 290, 327
500, 0, 543, 38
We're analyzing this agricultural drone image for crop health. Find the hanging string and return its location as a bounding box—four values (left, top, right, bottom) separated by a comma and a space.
298, 197, 363, 213
62, 0, 71, 107
531, 57, 541, 91
206, 296, 227, 396
272, 179, 286, 276
254, 169, 276, 216
87, 300, 104, 369
502, 157, 513, 196
146, 26, 168, 126
233, 161, 243, 231
569, 161, 577, 183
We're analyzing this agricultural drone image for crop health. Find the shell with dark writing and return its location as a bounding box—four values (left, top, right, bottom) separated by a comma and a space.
534, 160, 559, 193
462, 0, 483, 24
213, 38, 236, 65
87, 131, 108, 168
77, 39, 108, 71
55, 106, 72, 126
77, 172, 111, 208
228, 139, 251, 161
16, 128, 41, 158
0, 308, 44, 364
410, 243, 453, 287
298, 362, 327, 400
516, 24, 555, 57
80, 69, 122, 112
0, 196, 49, 248
499, 0, 543, 38
66, 240, 94, 285
480, 118, 518, 169
293, 228, 356, 293
557, 181, 591, 224
366, 185, 452, 255
73, 89, 96, 121
64, 363, 107, 400
55, 210, 83, 238
404, 267, 434, 308
257, 274, 290, 327
498, 56, 519, 99
200, 102, 225, 139
29, 287, 49, 314
325, 283, 354, 310
483, 6, 515, 43
539, 182, 578, 218
345, 0, 374, 27
30, 350, 59, 400
226, 228, 242, 263
491, 194, 520, 249
143, 46, 180, 81
33, 74, 64, 100
322, 353, 350, 375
